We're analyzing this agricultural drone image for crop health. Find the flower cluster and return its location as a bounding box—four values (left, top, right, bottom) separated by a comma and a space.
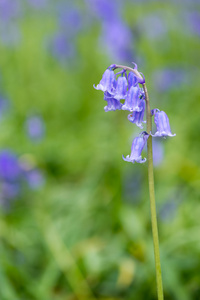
94, 64, 176, 164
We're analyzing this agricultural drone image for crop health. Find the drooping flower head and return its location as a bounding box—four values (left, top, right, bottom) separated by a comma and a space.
122, 132, 149, 164
151, 109, 176, 137
94, 62, 175, 164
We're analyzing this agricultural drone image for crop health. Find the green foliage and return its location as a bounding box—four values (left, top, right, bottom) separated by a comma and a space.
0, 1, 200, 299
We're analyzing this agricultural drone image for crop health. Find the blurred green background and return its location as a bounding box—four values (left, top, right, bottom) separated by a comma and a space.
0, 0, 200, 299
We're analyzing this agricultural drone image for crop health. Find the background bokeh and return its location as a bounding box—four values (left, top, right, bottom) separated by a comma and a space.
0, 0, 200, 299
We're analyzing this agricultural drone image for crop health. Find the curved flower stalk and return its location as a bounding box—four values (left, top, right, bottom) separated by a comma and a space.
94, 62, 176, 300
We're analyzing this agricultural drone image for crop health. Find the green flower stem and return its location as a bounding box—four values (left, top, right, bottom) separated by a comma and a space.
143, 83, 164, 300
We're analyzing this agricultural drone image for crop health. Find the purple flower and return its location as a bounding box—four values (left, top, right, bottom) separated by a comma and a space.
112, 76, 127, 100
50, 32, 75, 61
151, 109, 176, 137
58, 6, 82, 35
153, 69, 188, 92
26, 115, 45, 142
128, 72, 138, 88
85, 0, 121, 22
0, 150, 22, 182
185, 11, 200, 37
94, 69, 115, 94
99, 20, 133, 62
0, 0, 20, 23
25, 169, 45, 190
128, 99, 146, 129
104, 92, 122, 112
0, 96, 9, 119
27, 0, 48, 9
122, 132, 149, 163
122, 86, 142, 112
152, 139, 164, 167
139, 13, 167, 40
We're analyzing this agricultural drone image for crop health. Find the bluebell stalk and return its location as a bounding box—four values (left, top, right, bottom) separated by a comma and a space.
94, 62, 176, 300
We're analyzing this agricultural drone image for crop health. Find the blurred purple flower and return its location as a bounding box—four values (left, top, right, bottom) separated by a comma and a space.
139, 13, 167, 39
50, 32, 75, 61
100, 20, 133, 62
0, 96, 9, 119
159, 200, 177, 221
85, 0, 121, 22
25, 169, 45, 190
27, 0, 48, 9
0, 0, 21, 46
0, 150, 22, 182
1, 182, 21, 199
185, 11, 200, 36
58, 6, 82, 35
0, 0, 20, 22
153, 68, 188, 92
0, 149, 45, 210
152, 139, 164, 167
26, 115, 45, 142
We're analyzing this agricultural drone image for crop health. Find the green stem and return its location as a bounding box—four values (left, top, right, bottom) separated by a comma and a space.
143, 83, 164, 300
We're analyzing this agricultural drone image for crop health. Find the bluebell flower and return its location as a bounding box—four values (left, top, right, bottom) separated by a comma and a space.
85, 0, 121, 22
122, 132, 149, 163
94, 69, 115, 94
128, 99, 146, 128
139, 13, 167, 40
112, 75, 127, 100
28, 0, 48, 9
0, 150, 21, 182
0, 149, 45, 210
152, 139, 164, 167
0, 0, 20, 23
104, 92, 122, 112
0, 96, 9, 120
58, 5, 82, 36
128, 71, 138, 87
50, 32, 75, 61
25, 169, 45, 190
26, 114, 45, 142
100, 20, 133, 62
185, 11, 200, 37
122, 86, 142, 112
151, 109, 176, 137
153, 68, 188, 92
